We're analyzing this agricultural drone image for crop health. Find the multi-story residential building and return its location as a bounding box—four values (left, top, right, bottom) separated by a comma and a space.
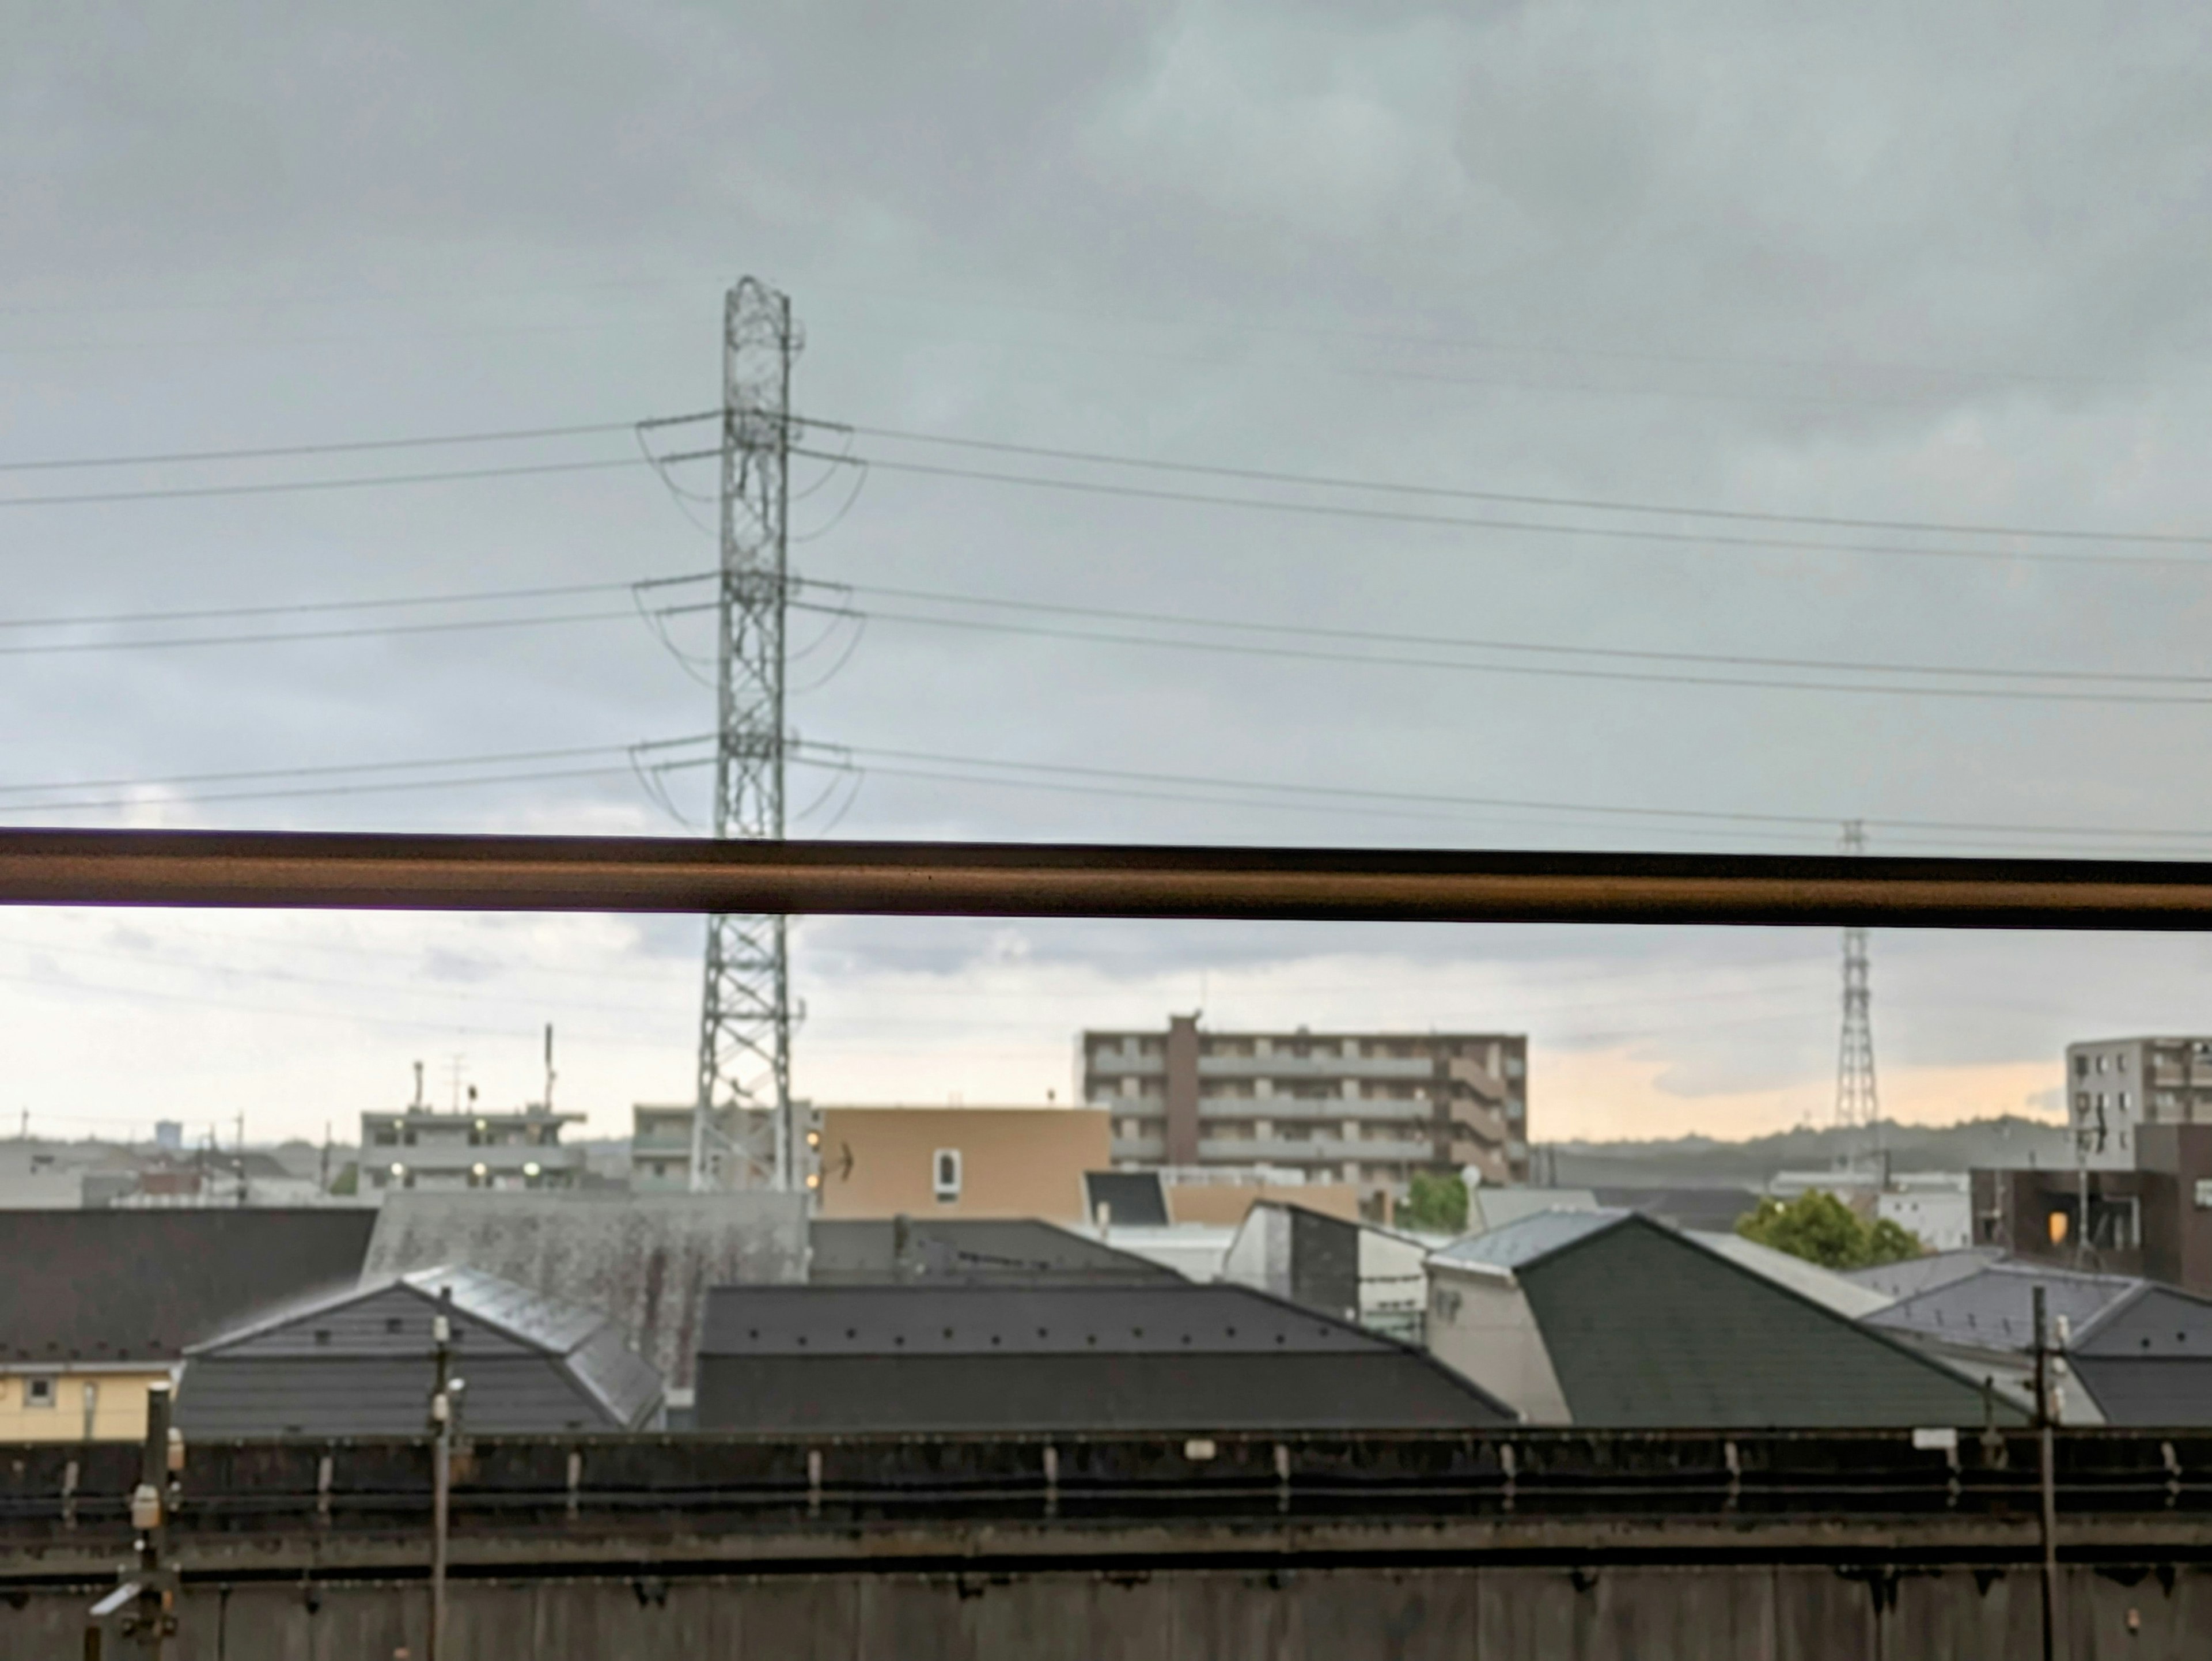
1080, 1017, 1528, 1214
2066, 1036, 2212, 1169
629, 1103, 821, 1195
361, 1092, 586, 1194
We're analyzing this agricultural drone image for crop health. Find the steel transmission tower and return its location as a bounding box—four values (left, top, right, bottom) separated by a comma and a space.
692, 278, 801, 1191
1835, 820, 1880, 1157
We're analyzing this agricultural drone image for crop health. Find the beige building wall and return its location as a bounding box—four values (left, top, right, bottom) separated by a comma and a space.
0, 1368, 169, 1441
1424, 1265, 1566, 1425
815, 1107, 1108, 1221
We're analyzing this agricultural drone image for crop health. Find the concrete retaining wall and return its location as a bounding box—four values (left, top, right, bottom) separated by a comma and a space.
7, 1560, 2209, 1660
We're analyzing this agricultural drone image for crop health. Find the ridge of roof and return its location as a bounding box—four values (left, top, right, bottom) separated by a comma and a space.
1429, 1206, 1634, 1272
2066, 1276, 2212, 1348
190, 1263, 610, 1358
1868, 1259, 2146, 1350
698, 1277, 1518, 1421
1445, 1210, 2022, 1409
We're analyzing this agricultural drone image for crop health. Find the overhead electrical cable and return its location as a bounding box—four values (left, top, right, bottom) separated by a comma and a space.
0, 412, 719, 474
790, 448, 2212, 573
0, 736, 712, 815
794, 740, 2212, 849
816, 578, 2212, 690
0, 603, 703, 657
832, 425, 2206, 548
0, 448, 717, 510
792, 598, 2212, 707
0, 570, 713, 633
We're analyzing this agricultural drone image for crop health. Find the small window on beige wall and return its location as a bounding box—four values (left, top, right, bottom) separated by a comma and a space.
933, 1148, 963, 1203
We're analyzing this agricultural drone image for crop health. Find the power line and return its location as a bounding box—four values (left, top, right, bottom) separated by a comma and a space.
0, 603, 710, 659
832, 423, 2212, 549
820, 577, 2212, 690
0, 738, 711, 815
795, 598, 2212, 707
795, 740, 2212, 850
797, 447, 2212, 572
0, 570, 713, 633
0, 737, 710, 800
0, 449, 717, 510
0, 413, 718, 474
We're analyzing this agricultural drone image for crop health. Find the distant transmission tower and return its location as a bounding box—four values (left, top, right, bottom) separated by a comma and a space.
692, 278, 801, 1192
1835, 820, 1880, 1163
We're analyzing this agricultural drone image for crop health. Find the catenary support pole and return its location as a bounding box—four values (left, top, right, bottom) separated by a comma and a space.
428, 1286, 454, 1661
2034, 1286, 2062, 1661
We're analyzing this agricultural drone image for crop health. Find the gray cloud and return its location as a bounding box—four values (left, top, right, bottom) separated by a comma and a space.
5, 2, 2210, 1133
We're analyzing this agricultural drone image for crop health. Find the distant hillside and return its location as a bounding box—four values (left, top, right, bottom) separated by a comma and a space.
1539, 1115, 2073, 1189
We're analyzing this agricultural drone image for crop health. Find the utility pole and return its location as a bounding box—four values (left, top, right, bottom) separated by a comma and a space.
86, 1381, 178, 1657
2033, 1285, 2063, 1661
1835, 822, 1880, 1172
427, 1285, 463, 1661
692, 277, 801, 1194
233, 1110, 247, 1207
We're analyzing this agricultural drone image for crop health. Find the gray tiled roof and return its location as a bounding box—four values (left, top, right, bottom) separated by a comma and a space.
1865, 1263, 2142, 1352
0, 1209, 374, 1364
1840, 1248, 2005, 1304
702, 1282, 1402, 1356
695, 1281, 1514, 1432
1506, 1214, 2018, 1428
399, 1266, 607, 1354
363, 1190, 806, 1391
1431, 1208, 1630, 1272
185, 1263, 662, 1432
808, 1218, 1177, 1284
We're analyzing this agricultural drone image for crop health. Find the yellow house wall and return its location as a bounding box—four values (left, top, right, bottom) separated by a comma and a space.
0, 1369, 168, 1441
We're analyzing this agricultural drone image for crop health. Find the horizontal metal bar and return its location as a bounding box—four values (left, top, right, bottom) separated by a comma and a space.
2, 828, 2212, 927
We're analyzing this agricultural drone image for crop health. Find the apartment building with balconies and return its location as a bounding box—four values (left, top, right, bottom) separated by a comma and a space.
2065, 1036, 2212, 1171
1080, 1017, 1527, 1214
361, 1094, 586, 1194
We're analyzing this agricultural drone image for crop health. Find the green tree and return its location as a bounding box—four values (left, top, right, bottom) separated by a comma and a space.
1398, 1170, 1468, 1233
1736, 1189, 1922, 1270
328, 1161, 358, 1197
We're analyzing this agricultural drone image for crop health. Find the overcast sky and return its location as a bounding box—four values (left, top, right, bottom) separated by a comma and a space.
7, 3, 2212, 1148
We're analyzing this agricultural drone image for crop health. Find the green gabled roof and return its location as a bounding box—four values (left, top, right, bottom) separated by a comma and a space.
1514, 1214, 2021, 1428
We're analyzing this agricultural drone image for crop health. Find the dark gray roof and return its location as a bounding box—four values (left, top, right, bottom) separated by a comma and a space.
704, 1282, 1400, 1356
1083, 1170, 1169, 1227
181, 1264, 662, 1434
2072, 1281, 2212, 1355
695, 1282, 1513, 1432
363, 1190, 806, 1391
1840, 1248, 2006, 1304
808, 1218, 1178, 1284
1442, 1212, 2018, 1428
1865, 1263, 2142, 1352
1433, 1208, 1628, 1271
2063, 1282, 2212, 1427
0, 1208, 374, 1364
1591, 1186, 1761, 1234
